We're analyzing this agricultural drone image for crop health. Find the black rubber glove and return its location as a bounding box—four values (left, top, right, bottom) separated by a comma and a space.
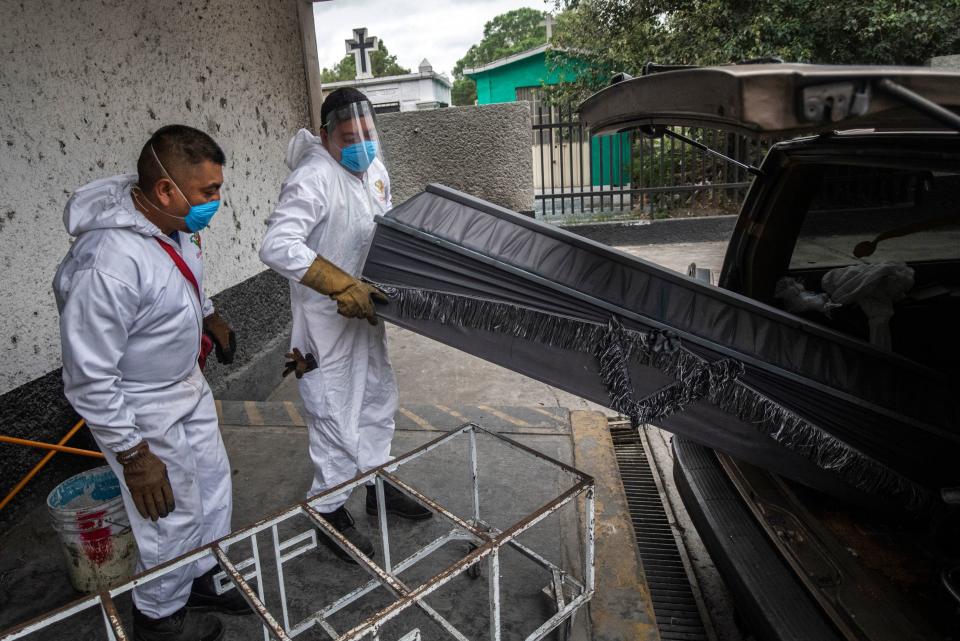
283, 348, 318, 379
203, 311, 236, 364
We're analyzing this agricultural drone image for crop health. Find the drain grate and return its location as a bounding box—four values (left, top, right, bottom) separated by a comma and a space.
610, 423, 710, 641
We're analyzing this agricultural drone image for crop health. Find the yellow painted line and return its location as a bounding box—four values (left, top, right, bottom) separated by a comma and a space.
528, 406, 566, 424
399, 407, 436, 431
215, 400, 224, 421
283, 401, 306, 426
433, 403, 470, 423
244, 401, 265, 426
476, 404, 532, 428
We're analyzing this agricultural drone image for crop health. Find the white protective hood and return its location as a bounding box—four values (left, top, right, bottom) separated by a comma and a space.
63, 174, 160, 238
286, 128, 330, 171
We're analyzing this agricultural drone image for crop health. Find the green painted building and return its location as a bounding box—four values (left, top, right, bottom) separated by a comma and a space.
464, 45, 581, 105
464, 45, 629, 188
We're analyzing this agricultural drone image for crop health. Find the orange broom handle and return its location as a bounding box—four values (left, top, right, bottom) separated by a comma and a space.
0, 419, 95, 512
0, 435, 104, 458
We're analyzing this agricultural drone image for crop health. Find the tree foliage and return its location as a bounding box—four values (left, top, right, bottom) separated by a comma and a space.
321, 40, 411, 83
551, 0, 960, 97
451, 78, 478, 107
453, 8, 548, 77
452, 7, 548, 105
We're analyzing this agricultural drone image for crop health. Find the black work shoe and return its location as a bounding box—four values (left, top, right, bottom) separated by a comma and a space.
132, 605, 223, 641
317, 505, 375, 563
187, 566, 253, 615
366, 482, 433, 521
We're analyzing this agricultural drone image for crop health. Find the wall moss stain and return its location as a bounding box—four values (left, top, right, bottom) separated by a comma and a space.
0, 210, 15, 233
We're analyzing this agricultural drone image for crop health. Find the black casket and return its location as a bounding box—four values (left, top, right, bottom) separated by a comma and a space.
362, 184, 960, 514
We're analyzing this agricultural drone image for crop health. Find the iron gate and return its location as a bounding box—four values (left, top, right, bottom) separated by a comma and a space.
531, 101, 772, 221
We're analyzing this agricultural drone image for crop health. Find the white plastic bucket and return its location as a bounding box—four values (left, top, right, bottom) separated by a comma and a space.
47, 466, 138, 593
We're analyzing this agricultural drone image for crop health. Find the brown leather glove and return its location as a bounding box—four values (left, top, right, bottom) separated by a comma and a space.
203, 311, 236, 364
300, 256, 388, 325
116, 441, 176, 521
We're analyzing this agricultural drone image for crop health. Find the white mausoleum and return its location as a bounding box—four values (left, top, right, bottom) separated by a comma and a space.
323, 59, 452, 113
322, 28, 451, 113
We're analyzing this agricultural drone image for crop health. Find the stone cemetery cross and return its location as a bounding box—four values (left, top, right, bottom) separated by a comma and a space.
540, 13, 555, 41
346, 27, 378, 80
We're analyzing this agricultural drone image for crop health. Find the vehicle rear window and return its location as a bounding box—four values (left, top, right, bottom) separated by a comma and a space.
789, 165, 960, 269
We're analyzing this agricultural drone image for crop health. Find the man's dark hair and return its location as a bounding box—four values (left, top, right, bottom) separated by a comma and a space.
137, 124, 225, 192
320, 88, 372, 129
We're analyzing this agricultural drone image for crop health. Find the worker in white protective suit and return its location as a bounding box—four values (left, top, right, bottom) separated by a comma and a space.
54, 125, 249, 641
260, 88, 431, 563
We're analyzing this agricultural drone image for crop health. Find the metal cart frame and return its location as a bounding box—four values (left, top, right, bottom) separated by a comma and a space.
2, 423, 596, 641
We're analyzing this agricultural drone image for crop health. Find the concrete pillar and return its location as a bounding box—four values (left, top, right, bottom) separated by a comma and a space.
299, 1, 326, 129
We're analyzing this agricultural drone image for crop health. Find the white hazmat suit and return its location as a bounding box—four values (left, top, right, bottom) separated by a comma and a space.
259, 129, 397, 512
53, 175, 232, 619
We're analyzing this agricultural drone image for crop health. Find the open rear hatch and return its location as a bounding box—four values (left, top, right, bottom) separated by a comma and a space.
578, 63, 960, 137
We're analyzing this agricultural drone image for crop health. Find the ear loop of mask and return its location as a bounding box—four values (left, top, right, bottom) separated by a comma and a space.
150, 144, 195, 207
132, 145, 192, 226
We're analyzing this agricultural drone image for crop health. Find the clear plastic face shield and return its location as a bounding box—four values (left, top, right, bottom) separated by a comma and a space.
322, 100, 382, 173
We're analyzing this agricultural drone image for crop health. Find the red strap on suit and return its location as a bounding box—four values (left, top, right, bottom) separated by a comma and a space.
154, 237, 214, 369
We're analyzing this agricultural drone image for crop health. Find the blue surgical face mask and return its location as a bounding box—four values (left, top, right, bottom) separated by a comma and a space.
183, 199, 220, 232
339, 141, 378, 173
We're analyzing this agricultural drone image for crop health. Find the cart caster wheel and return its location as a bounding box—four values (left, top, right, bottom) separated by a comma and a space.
466, 543, 482, 579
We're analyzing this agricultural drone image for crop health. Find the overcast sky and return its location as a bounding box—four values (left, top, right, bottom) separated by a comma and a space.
313, 0, 552, 78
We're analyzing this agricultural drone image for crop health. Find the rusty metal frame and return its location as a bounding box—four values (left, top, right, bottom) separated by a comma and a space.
1, 423, 595, 641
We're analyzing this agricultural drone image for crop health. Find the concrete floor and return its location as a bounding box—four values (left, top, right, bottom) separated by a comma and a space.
618, 241, 727, 283
0, 237, 744, 641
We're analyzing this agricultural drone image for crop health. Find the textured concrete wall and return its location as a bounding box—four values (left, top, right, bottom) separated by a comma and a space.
929, 54, 960, 70
0, 0, 309, 395
0, 269, 292, 535
377, 103, 534, 213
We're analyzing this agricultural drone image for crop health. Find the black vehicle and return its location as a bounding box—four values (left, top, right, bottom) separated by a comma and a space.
363, 64, 960, 641
580, 64, 960, 640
